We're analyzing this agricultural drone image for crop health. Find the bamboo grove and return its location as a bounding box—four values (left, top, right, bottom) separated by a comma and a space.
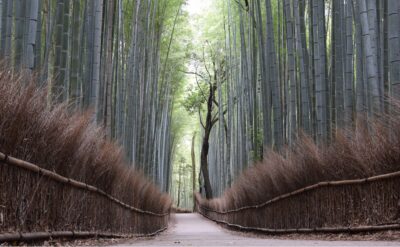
0, 0, 188, 192
1, 0, 400, 209
197, 0, 400, 198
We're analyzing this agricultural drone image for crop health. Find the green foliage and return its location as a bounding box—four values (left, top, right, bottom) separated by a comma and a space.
182, 83, 208, 114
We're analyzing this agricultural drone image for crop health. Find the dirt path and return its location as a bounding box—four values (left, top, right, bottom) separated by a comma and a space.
119, 214, 399, 246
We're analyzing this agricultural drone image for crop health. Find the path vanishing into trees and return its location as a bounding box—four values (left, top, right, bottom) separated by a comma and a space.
119, 214, 399, 246
2, 0, 400, 245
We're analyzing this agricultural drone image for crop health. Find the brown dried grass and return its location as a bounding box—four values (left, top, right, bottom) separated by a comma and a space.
202, 104, 400, 212
0, 69, 171, 233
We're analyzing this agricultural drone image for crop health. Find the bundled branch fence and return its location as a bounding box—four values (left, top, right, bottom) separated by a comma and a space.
0, 72, 172, 243
196, 172, 400, 233
0, 152, 170, 241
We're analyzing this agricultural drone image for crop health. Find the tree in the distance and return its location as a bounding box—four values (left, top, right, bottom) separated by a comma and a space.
183, 45, 227, 199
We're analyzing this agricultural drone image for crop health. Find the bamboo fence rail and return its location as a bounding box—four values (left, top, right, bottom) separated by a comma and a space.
0, 152, 170, 242
198, 211, 400, 233
0, 152, 167, 217
0, 227, 167, 243
196, 171, 400, 233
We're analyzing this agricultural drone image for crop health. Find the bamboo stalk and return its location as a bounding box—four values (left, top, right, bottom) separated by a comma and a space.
195, 170, 400, 214
0, 227, 168, 243
0, 152, 169, 217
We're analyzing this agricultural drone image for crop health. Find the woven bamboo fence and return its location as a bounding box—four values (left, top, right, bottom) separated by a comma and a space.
0, 152, 170, 241
196, 171, 400, 233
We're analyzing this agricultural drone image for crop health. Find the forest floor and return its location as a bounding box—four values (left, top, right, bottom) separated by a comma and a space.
116, 214, 400, 246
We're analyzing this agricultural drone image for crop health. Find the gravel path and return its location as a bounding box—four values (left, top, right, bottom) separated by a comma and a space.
118, 214, 400, 246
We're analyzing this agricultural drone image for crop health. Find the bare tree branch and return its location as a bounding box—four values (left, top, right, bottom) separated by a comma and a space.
179, 70, 206, 80
202, 45, 213, 84
198, 107, 205, 129
194, 71, 209, 103
234, 0, 248, 11
179, 69, 209, 103
211, 109, 228, 124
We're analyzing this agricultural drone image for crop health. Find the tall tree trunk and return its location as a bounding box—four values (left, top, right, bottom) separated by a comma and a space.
388, 0, 400, 99
265, 0, 283, 149
332, 0, 345, 128
60, 0, 70, 95
69, 0, 82, 109
14, 0, 26, 69
191, 132, 196, 211
344, 0, 354, 125
34, 0, 42, 72
52, 0, 65, 103
0, 0, 10, 58
200, 82, 218, 199
25, 0, 39, 72
313, 0, 328, 143
284, 0, 297, 144
354, 0, 366, 113
102, 0, 116, 137
357, 0, 381, 114
92, 0, 103, 120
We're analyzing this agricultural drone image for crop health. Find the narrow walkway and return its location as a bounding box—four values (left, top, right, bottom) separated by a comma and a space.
119, 214, 399, 246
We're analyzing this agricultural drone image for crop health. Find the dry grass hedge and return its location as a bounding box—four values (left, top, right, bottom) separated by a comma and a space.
197, 103, 400, 230
0, 69, 171, 235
